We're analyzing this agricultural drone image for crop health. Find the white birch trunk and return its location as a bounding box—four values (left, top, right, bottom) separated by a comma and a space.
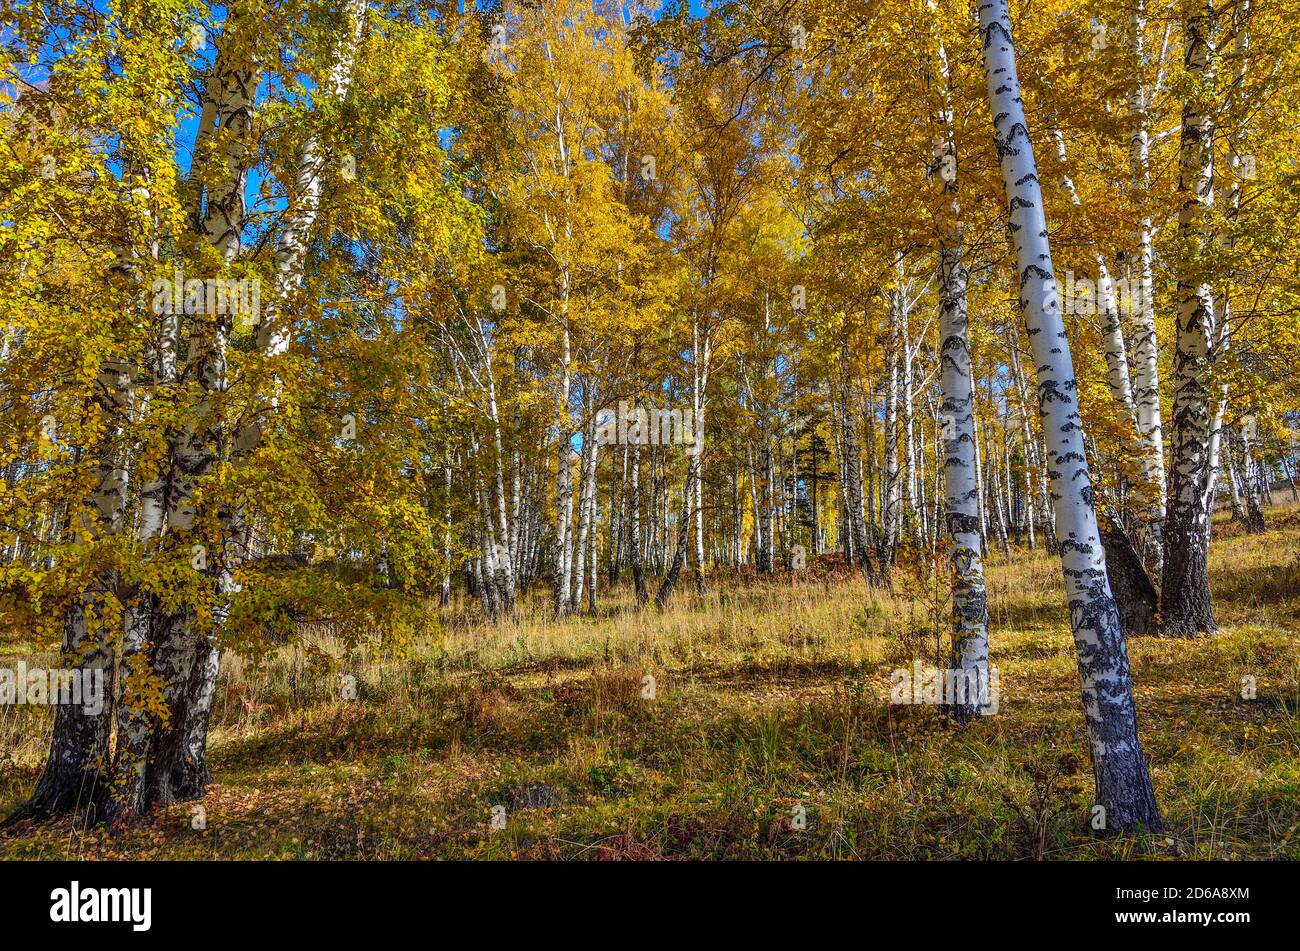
691, 316, 710, 593
939, 239, 991, 721
258, 0, 367, 356
900, 291, 917, 543
162, 0, 364, 812
1127, 0, 1168, 537
883, 309, 902, 568
571, 394, 597, 612
838, 371, 872, 579
978, 0, 1161, 829
928, 15, 990, 719
630, 443, 648, 604
553, 329, 574, 615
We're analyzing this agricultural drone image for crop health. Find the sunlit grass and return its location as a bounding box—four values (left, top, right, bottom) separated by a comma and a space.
2, 503, 1298, 859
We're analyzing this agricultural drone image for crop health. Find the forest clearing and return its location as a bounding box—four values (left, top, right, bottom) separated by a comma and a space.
4, 500, 1297, 860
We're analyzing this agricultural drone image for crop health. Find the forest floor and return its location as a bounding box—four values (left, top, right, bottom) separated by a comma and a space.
3, 503, 1299, 860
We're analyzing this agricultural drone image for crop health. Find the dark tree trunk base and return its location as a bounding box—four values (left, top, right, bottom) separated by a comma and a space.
655, 499, 692, 609
1093, 747, 1163, 834
2, 765, 108, 828
1161, 521, 1218, 637
631, 563, 648, 607
1100, 514, 1159, 637
1243, 504, 1266, 534
654, 552, 685, 609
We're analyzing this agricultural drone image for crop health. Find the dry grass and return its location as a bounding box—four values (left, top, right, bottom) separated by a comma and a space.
2, 503, 1298, 860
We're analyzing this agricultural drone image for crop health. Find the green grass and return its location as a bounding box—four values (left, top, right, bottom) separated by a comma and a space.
2, 505, 1298, 859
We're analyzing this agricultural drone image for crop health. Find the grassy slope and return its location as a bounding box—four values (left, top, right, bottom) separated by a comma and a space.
2, 505, 1298, 860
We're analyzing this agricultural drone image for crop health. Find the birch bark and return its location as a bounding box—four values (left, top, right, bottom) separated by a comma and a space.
1161, 0, 1219, 636
928, 10, 989, 720
977, 0, 1161, 828
1127, 0, 1168, 542
151, 0, 364, 813
630, 443, 648, 605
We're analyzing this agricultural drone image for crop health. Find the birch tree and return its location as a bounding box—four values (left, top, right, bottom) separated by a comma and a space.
1126, 0, 1168, 552
926, 0, 988, 721
1161, 0, 1219, 636
976, 0, 1161, 829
